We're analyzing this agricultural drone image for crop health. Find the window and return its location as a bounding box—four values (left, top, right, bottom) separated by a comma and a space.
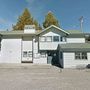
75, 52, 87, 60
23, 51, 32, 57
60, 37, 66, 42
40, 37, 46, 42
60, 37, 63, 42
46, 36, 52, 42
53, 36, 59, 42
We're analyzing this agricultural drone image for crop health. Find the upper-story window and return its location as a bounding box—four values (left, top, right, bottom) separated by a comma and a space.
53, 36, 59, 42
40, 36, 46, 42
40, 36, 66, 42
60, 36, 66, 42
46, 36, 52, 42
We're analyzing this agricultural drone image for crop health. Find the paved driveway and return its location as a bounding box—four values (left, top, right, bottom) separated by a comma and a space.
0, 64, 90, 90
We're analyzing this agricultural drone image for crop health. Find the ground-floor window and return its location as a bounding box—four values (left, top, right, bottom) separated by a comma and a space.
75, 52, 87, 60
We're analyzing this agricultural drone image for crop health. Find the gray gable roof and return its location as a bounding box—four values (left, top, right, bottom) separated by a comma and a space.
38, 25, 70, 35
58, 43, 90, 52
67, 30, 82, 34
66, 30, 85, 38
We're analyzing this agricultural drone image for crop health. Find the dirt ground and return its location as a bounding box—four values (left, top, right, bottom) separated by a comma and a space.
0, 64, 90, 90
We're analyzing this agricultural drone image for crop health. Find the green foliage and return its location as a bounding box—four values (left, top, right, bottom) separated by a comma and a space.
38, 24, 42, 30
13, 9, 60, 30
13, 8, 40, 30
43, 11, 60, 28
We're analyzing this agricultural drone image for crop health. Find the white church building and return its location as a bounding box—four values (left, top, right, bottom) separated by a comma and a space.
0, 25, 90, 68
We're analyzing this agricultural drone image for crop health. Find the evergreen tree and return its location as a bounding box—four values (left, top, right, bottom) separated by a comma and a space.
13, 8, 40, 30
43, 11, 60, 28
33, 20, 39, 30
38, 24, 42, 30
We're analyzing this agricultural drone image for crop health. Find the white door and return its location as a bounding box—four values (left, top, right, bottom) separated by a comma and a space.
22, 39, 33, 62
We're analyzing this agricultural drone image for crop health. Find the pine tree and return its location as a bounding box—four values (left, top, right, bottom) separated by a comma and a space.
38, 24, 42, 30
33, 20, 39, 30
43, 11, 60, 28
13, 8, 40, 30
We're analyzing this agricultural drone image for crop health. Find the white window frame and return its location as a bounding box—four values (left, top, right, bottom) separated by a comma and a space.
40, 36, 46, 42
46, 36, 52, 42
75, 52, 87, 60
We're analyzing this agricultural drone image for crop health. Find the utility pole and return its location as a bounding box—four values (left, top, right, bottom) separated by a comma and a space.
79, 16, 84, 32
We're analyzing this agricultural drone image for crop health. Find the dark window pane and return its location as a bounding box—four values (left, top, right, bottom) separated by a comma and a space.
53, 36, 59, 42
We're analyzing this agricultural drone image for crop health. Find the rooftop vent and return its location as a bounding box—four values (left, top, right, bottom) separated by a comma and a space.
24, 25, 35, 33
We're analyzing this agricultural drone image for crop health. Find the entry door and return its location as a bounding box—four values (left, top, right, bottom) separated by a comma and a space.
22, 51, 32, 62
47, 51, 57, 64
47, 51, 53, 64
47, 56, 52, 64
22, 39, 33, 63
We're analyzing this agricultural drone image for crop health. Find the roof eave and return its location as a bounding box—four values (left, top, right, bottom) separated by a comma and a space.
37, 25, 70, 35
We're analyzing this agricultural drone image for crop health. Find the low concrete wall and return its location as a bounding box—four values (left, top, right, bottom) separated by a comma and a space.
33, 58, 47, 64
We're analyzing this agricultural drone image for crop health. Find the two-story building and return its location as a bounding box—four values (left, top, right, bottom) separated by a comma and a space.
0, 25, 90, 68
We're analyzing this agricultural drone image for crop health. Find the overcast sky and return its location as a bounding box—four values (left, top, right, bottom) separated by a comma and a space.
0, 0, 90, 32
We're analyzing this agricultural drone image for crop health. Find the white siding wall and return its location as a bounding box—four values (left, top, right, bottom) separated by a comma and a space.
40, 42, 66, 50
63, 52, 90, 68
40, 31, 66, 50
67, 38, 85, 43
43, 31, 60, 36
0, 39, 21, 63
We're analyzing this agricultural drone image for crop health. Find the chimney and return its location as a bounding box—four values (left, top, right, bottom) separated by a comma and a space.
24, 25, 35, 33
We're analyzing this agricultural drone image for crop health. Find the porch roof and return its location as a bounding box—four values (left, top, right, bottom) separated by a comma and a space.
58, 43, 90, 52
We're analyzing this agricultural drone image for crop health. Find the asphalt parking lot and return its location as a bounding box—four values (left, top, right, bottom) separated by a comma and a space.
0, 64, 90, 90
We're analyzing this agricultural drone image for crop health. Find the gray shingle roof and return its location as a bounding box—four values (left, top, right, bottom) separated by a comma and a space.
58, 43, 90, 52
0, 30, 41, 36
67, 30, 82, 34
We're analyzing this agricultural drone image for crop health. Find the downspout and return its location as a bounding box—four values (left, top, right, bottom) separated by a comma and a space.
32, 36, 34, 63
38, 35, 40, 53
21, 36, 23, 63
